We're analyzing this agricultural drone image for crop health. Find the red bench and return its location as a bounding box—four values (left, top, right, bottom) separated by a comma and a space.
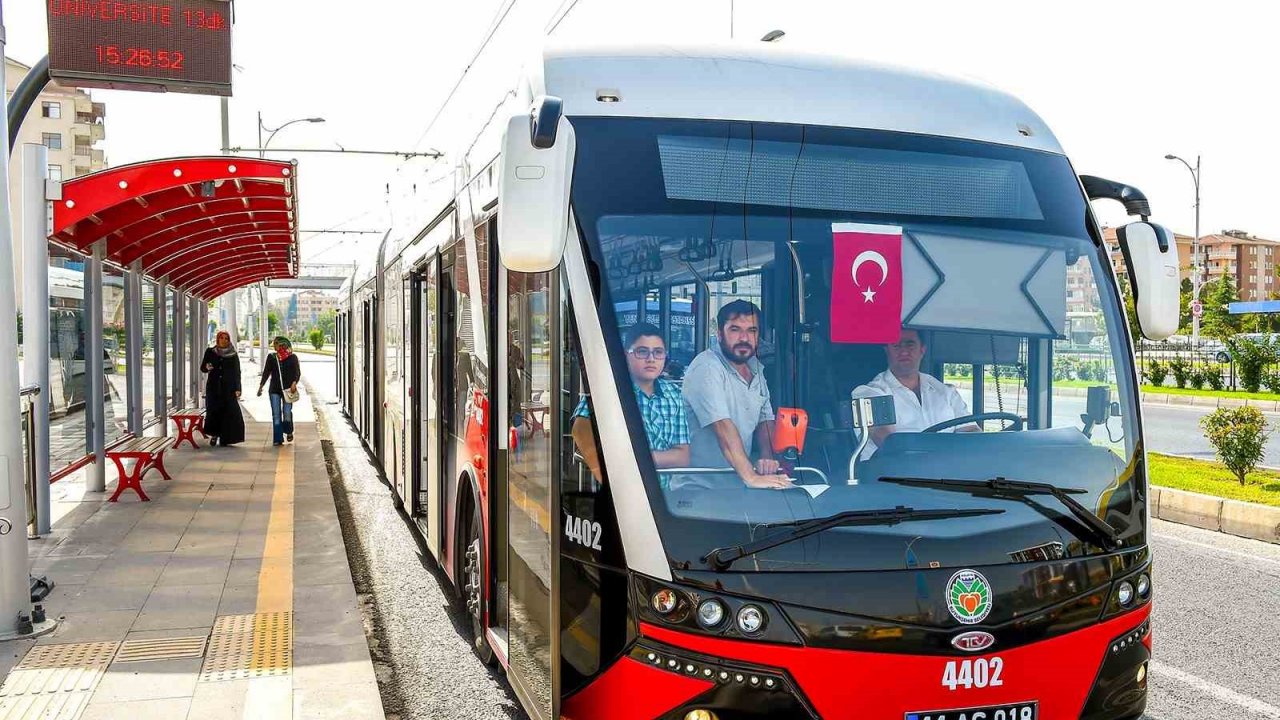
106, 436, 173, 502
170, 407, 207, 449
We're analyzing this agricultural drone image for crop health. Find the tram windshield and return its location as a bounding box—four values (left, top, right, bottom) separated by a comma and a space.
569, 117, 1144, 573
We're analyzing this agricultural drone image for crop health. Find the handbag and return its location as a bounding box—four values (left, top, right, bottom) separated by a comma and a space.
283, 386, 300, 404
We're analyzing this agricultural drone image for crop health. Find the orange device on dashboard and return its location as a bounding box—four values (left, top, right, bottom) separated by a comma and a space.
773, 408, 809, 459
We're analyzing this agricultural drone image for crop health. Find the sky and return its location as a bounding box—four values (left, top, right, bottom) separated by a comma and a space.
6, 0, 1280, 269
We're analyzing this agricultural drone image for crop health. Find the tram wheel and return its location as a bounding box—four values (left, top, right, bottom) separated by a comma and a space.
463, 499, 496, 665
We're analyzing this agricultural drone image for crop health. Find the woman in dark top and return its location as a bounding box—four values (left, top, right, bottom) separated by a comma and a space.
201, 331, 245, 447
257, 336, 301, 446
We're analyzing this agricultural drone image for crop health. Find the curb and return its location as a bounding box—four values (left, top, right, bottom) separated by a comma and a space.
1151, 485, 1280, 545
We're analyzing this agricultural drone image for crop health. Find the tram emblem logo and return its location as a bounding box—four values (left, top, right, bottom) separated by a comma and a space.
946, 569, 992, 625
951, 630, 996, 652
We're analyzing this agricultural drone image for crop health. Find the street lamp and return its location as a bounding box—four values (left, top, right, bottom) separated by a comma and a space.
253, 113, 323, 363
257, 114, 325, 159
1165, 153, 1201, 343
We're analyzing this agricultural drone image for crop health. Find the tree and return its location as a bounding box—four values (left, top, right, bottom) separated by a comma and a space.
1201, 406, 1270, 485
1115, 272, 1142, 341
267, 311, 279, 334
1178, 277, 1194, 334
1200, 276, 1241, 340
315, 310, 336, 340
308, 328, 324, 350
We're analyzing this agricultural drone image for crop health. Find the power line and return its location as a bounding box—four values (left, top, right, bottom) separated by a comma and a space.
411, 0, 520, 152
546, 0, 584, 35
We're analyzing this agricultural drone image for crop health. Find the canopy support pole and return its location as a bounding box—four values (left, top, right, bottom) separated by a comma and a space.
155, 278, 169, 435
86, 242, 106, 493
173, 293, 186, 409
125, 260, 144, 434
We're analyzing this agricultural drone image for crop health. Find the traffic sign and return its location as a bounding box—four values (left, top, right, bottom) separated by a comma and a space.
47, 0, 233, 97
1191, 300, 1203, 318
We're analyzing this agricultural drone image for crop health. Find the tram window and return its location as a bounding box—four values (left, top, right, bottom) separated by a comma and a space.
667, 283, 697, 376
559, 295, 625, 687
505, 268, 553, 714
705, 274, 762, 349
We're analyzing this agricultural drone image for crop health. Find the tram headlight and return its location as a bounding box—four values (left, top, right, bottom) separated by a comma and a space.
652, 588, 679, 615
737, 604, 766, 634
1136, 574, 1151, 599
684, 710, 718, 720
696, 599, 726, 629
1117, 581, 1135, 607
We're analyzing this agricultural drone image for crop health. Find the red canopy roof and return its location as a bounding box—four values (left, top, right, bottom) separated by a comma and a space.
50, 157, 299, 300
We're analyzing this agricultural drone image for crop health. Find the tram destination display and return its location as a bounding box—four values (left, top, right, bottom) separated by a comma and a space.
47, 0, 233, 96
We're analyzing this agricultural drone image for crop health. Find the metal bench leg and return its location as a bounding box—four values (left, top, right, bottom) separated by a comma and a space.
108, 456, 150, 502
196, 417, 208, 438
173, 419, 199, 449
149, 450, 173, 481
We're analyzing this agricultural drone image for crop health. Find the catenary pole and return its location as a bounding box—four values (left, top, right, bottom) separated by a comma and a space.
20, 144, 51, 531
0, 0, 38, 636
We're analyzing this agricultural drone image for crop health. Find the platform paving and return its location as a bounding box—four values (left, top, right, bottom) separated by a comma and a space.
0, 389, 384, 720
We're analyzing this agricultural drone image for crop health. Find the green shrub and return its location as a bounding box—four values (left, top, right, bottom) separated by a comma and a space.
1170, 358, 1191, 388
308, 328, 324, 350
1204, 368, 1226, 391
1146, 360, 1168, 387
1201, 406, 1270, 485
1226, 336, 1276, 393
1188, 368, 1206, 390
1265, 372, 1280, 395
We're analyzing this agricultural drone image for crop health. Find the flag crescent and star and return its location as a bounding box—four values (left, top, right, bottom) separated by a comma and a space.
830, 223, 904, 344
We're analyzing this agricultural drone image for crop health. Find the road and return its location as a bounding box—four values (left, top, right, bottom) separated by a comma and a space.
1055, 394, 1280, 466
298, 351, 1280, 720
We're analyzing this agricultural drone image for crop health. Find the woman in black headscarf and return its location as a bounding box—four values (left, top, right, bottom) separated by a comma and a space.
201, 330, 245, 447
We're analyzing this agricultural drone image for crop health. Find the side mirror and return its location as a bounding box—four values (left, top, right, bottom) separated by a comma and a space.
497, 96, 576, 273
1116, 221, 1179, 340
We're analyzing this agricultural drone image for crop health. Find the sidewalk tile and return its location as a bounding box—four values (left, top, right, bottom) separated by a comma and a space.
82, 696, 192, 720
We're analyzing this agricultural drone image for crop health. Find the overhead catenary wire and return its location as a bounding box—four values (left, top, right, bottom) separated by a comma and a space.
411, 0, 521, 152
545, 0, 584, 35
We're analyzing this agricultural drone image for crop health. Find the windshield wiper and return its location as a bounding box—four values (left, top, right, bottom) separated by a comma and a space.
703, 506, 1004, 572
880, 477, 1121, 551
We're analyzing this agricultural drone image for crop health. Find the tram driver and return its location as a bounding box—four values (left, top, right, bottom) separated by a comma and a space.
852, 328, 978, 459
682, 301, 795, 490
571, 324, 691, 482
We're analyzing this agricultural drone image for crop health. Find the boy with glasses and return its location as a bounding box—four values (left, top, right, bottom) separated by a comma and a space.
572, 323, 691, 480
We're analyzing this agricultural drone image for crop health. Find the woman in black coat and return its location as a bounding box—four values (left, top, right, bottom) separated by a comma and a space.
201, 331, 245, 446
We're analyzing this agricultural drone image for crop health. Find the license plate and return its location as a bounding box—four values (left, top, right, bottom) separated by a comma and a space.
905, 701, 1038, 720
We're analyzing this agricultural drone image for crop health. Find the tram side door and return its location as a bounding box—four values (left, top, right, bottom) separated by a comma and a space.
416, 256, 441, 559
503, 267, 559, 720
362, 299, 373, 442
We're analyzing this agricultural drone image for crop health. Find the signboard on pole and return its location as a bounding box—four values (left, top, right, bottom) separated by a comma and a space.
47, 0, 233, 96
1191, 300, 1203, 318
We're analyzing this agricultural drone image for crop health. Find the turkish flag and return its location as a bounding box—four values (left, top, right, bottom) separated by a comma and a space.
830, 223, 904, 344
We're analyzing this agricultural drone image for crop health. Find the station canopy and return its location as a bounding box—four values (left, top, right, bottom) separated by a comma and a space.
49, 157, 299, 300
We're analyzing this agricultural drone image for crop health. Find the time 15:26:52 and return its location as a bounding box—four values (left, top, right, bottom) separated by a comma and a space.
93, 46, 185, 70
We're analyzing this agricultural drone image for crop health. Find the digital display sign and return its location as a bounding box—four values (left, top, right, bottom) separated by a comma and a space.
47, 0, 233, 96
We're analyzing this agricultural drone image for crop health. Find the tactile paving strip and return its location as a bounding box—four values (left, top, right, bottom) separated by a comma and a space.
199, 612, 292, 682
114, 635, 209, 663
0, 692, 92, 720
0, 642, 118, 698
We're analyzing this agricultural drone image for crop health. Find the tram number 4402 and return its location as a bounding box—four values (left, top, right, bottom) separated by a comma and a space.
942, 658, 1005, 691
564, 514, 602, 551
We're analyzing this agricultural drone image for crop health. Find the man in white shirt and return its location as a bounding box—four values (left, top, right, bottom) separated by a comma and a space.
852, 329, 978, 458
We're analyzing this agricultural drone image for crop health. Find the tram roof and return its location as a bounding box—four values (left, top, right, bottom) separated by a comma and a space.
539, 42, 1064, 154
49, 156, 300, 300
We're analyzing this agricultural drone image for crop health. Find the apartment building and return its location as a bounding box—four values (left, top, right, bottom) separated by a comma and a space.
5, 57, 107, 307
1101, 227, 1278, 301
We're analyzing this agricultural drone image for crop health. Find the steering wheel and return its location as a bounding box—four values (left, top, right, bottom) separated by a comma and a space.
923, 412, 1023, 433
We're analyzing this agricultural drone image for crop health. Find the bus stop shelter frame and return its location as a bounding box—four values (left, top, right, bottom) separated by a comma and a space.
31, 156, 299, 510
